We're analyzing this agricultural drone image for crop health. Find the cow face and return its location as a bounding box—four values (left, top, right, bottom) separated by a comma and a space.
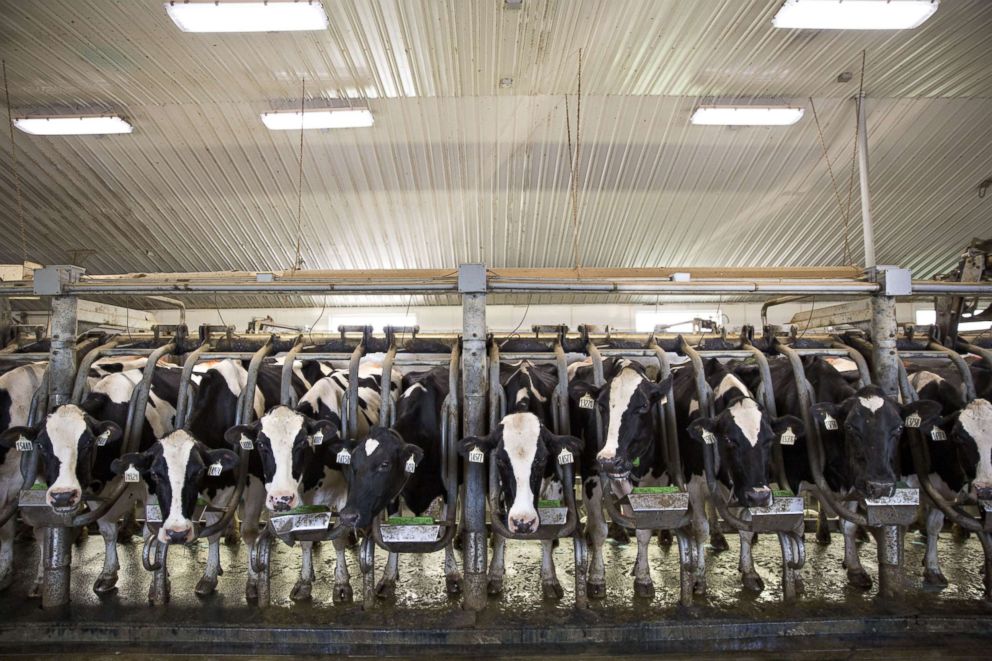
0, 405, 121, 511
335, 427, 424, 530
570, 369, 671, 480
945, 398, 992, 500
812, 386, 908, 499
114, 430, 238, 544
458, 412, 582, 533
689, 398, 802, 507
224, 406, 338, 512
502, 361, 552, 419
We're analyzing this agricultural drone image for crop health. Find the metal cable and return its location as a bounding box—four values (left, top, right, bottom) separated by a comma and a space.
841, 51, 868, 267
564, 49, 582, 271
292, 76, 306, 272
2, 60, 27, 263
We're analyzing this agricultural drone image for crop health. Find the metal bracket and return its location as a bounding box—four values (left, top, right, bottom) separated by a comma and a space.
457, 263, 487, 293
32, 265, 85, 296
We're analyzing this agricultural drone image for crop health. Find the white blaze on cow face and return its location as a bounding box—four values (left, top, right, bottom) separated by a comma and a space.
960, 399, 992, 490
909, 371, 944, 391
714, 373, 749, 400
599, 368, 644, 463
401, 382, 426, 399
259, 406, 305, 511
159, 430, 197, 543
502, 413, 540, 532
364, 439, 380, 455
859, 395, 885, 413
45, 405, 88, 509
728, 398, 762, 447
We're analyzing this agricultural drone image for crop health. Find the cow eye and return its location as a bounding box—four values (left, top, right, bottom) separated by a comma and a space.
378, 460, 390, 470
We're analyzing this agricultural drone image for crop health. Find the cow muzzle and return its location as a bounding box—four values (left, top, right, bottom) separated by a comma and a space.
744, 487, 772, 508
508, 511, 539, 534
267, 492, 298, 513
160, 525, 194, 545
865, 480, 896, 499
48, 488, 81, 512
597, 456, 631, 481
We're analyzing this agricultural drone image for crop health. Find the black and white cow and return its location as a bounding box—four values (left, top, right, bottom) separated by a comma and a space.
0, 362, 46, 591
567, 356, 672, 599
0, 365, 182, 596
672, 357, 803, 594
334, 366, 461, 599
224, 359, 398, 603
900, 367, 992, 587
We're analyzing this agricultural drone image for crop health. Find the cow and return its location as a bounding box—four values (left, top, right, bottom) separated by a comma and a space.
334, 366, 462, 599
900, 367, 992, 588
0, 362, 46, 591
0, 365, 183, 596
223, 360, 398, 603
671, 357, 803, 594
567, 356, 673, 599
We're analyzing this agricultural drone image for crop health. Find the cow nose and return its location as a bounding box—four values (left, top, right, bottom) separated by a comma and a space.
866, 480, 896, 499
597, 456, 630, 478
745, 488, 772, 508
975, 485, 992, 501
509, 517, 535, 534
269, 494, 296, 512
49, 489, 80, 510
339, 510, 360, 528
164, 527, 191, 544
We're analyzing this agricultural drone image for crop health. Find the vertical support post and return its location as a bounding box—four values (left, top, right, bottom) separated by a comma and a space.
459, 264, 488, 612
857, 93, 876, 270
44, 294, 77, 608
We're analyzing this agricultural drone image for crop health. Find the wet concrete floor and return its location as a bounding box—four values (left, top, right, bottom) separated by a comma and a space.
0, 523, 990, 655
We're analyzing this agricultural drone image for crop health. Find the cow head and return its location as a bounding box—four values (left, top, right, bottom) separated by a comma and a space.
458, 412, 582, 534
0, 405, 121, 512
334, 427, 424, 530
502, 361, 553, 419
570, 367, 671, 480
811, 385, 909, 499
937, 398, 992, 501
689, 397, 802, 508
224, 406, 338, 512
113, 430, 239, 544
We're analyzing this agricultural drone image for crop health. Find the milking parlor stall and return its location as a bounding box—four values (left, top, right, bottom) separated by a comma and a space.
1, 0, 991, 657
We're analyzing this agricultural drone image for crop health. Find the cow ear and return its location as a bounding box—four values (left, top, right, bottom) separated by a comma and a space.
305, 418, 338, 441
810, 402, 841, 430
642, 375, 673, 405
111, 450, 153, 476
0, 425, 39, 449
458, 433, 498, 457
403, 444, 425, 467
224, 422, 260, 449
543, 429, 583, 458
87, 418, 122, 445
568, 381, 602, 404
323, 439, 355, 468
688, 417, 718, 445
902, 399, 943, 431
205, 448, 240, 473
80, 392, 110, 417
772, 415, 805, 439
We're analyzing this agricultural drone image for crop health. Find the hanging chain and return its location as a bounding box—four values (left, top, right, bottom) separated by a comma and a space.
292, 76, 306, 272
3, 60, 28, 264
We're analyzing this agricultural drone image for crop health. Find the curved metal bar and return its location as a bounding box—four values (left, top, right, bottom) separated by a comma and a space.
650, 340, 684, 490
346, 340, 365, 439
174, 340, 212, 429
553, 341, 571, 436
741, 341, 789, 489
829, 340, 872, 388
907, 427, 982, 534
250, 528, 273, 575
378, 339, 398, 427
445, 343, 462, 497
958, 338, 992, 371
71, 337, 120, 404
124, 341, 177, 454
774, 340, 868, 527
17, 368, 49, 489
279, 335, 305, 407
487, 459, 578, 541
701, 437, 753, 532
142, 536, 163, 571
71, 478, 130, 527
897, 361, 918, 404
488, 341, 502, 431
926, 340, 977, 403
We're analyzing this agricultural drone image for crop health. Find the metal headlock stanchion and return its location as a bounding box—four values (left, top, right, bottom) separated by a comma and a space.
573, 328, 696, 606
679, 336, 806, 602
142, 333, 272, 605
485, 333, 588, 608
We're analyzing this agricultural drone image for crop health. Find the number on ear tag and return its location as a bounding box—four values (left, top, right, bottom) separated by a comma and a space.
336, 449, 351, 465
208, 462, 223, 477
823, 414, 838, 430
780, 427, 797, 446
558, 448, 574, 465
931, 426, 947, 441
905, 413, 921, 428
311, 430, 324, 446
239, 435, 254, 451
124, 464, 140, 483
15, 437, 32, 452
579, 394, 595, 410
96, 430, 111, 446
702, 430, 717, 445
468, 447, 485, 463
405, 455, 417, 474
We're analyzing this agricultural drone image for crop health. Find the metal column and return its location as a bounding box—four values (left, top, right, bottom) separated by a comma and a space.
44, 294, 78, 608
459, 264, 488, 612
857, 93, 876, 270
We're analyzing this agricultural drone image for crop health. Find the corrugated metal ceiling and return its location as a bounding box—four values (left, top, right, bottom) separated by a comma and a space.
0, 0, 990, 308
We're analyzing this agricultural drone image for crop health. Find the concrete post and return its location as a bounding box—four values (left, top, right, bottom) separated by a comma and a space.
44, 294, 77, 608
459, 264, 488, 612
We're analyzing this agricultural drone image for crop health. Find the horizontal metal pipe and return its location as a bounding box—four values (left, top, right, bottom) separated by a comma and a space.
911, 282, 992, 295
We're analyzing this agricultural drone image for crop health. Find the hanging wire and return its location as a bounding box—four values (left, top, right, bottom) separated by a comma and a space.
292, 76, 306, 272
564, 49, 583, 272
499, 298, 532, 349
2, 60, 27, 263
809, 97, 852, 266
841, 51, 868, 265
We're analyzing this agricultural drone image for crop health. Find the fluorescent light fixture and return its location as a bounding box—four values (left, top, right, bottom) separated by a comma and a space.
165, 1, 328, 33
13, 115, 133, 135
772, 0, 938, 30
690, 106, 804, 126
261, 108, 374, 130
